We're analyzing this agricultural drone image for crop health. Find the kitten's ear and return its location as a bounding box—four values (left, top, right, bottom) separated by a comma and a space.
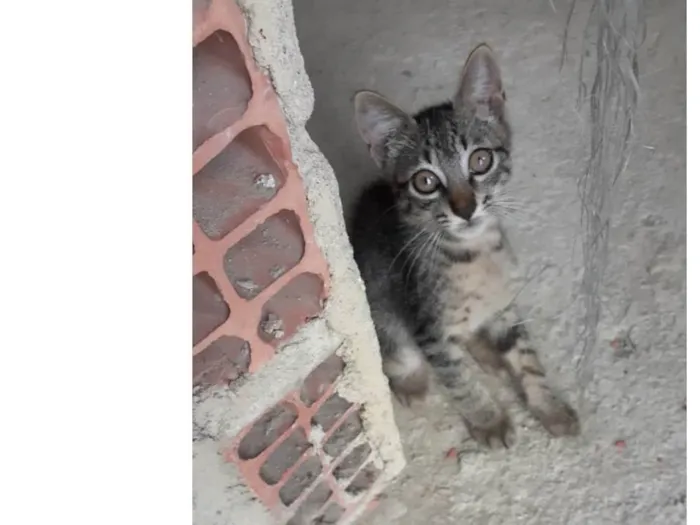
354, 90, 416, 168
455, 44, 505, 117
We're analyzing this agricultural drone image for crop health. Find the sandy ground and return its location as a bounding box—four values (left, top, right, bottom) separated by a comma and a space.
294, 0, 686, 523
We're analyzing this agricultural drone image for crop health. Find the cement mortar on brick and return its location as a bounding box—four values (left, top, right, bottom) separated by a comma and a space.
235, 0, 314, 126
193, 317, 342, 440
236, 0, 406, 503
194, 438, 276, 525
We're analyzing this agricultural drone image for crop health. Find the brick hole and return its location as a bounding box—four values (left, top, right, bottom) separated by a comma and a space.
193, 30, 252, 151
258, 273, 324, 343
279, 456, 323, 506
332, 443, 372, 482
323, 412, 363, 458
300, 355, 345, 406
238, 403, 297, 460
315, 503, 346, 524
286, 482, 332, 525
193, 336, 250, 388
259, 428, 310, 485
311, 394, 352, 431
345, 463, 380, 496
224, 210, 304, 300
193, 273, 230, 346
193, 126, 286, 240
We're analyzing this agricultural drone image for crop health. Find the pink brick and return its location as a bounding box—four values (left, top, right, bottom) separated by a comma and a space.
238, 402, 298, 460
193, 30, 251, 150
193, 1, 389, 523
193, 126, 285, 240
300, 355, 346, 406
258, 273, 324, 343
224, 210, 304, 300
193, 335, 251, 387
193, 273, 229, 346
192, 0, 329, 374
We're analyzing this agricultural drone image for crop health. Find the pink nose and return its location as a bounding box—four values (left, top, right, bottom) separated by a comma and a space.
449, 189, 476, 221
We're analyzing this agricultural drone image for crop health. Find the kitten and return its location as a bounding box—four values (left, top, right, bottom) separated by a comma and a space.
349, 44, 579, 447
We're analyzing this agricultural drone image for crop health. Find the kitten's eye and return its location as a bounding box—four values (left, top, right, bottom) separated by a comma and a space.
411, 170, 440, 195
468, 148, 494, 175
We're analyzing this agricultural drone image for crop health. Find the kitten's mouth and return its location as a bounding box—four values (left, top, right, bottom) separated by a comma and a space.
447, 215, 482, 232
456, 217, 481, 230
444, 209, 497, 239
444, 217, 481, 239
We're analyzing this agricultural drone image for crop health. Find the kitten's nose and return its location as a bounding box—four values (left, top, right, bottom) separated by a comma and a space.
449, 188, 477, 221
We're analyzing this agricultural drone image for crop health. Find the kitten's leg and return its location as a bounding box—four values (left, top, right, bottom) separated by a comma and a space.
480, 308, 580, 436
375, 318, 430, 405
420, 332, 513, 448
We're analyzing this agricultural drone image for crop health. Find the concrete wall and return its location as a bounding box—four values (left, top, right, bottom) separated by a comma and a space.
192, 0, 404, 523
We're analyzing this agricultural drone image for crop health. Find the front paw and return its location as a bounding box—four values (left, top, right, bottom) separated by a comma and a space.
464, 411, 515, 449
389, 370, 429, 407
532, 396, 580, 437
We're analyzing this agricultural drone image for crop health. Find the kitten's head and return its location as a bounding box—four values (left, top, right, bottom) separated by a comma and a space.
354, 44, 512, 248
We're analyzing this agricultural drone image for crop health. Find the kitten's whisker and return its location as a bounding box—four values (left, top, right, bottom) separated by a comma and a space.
405, 231, 438, 280
493, 199, 536, 212
389, 227, 428, 273
426, 231, 443, 274
427, 231, 444, 278
420, 232, 438, 280
489, 207, 528, 223
400, 231, 429, 275
490, 204, 546, 222
375, 202, 401, 221
491, 199, 533, 211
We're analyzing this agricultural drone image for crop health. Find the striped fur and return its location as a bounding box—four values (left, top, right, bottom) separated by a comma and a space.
350, 44, 579, 448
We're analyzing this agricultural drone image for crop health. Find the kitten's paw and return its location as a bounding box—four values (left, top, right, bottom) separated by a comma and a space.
394, 390, 427, 407
464, 412, 515, 449
385, 349, 429, 407
532, 397, 580, 437
389, 371, 429, 407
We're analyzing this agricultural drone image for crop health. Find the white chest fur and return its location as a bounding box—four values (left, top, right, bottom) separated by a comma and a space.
440, 244, 517, 337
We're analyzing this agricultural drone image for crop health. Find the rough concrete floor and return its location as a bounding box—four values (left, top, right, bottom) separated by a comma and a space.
294, 0, 686, 523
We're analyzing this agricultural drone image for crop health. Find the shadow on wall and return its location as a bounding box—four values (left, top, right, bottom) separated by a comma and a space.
293, 0, 473, 217
293, 0, 558, 217
294, 0, 379, 217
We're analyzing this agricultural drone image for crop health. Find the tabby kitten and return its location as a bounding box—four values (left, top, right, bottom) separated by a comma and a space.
349, 44, 579, 447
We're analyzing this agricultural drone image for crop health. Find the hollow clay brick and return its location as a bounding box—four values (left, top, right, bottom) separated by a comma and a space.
238, 402, 298, 460
323, 412, 364, 458
192, 0, 387, 522
286, 482, 332, 525
193, 335, 251, 387
316, 502, 346, 524
312, 394, 353, 432
223, 210, 304, 300
225, 357, 379, 523
345, 464, 381, 497
332, 444, 372, 482
192, 0, 329, 374
300, 354, 346, 406
260, 428, 311, 485
258, 273, 324, 342
193, 126, 285, 241
193, 30, 252, 150
279, 456, 323, 506
193, 273, 230, 346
